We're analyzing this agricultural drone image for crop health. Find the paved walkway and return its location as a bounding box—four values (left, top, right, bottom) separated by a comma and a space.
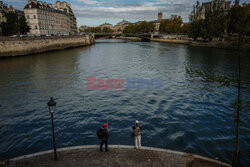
7, 145, 230, 167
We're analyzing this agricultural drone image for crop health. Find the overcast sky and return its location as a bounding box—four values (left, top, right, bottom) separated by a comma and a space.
2, 0, 249, 27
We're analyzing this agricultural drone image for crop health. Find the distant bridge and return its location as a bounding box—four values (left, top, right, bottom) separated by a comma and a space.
94, 33, 152, 42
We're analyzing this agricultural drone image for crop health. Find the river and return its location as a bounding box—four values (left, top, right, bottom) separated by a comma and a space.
0, 39, 249, 166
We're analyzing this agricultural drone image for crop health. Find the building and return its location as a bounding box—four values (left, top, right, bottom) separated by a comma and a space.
157, 12, 163, 21
151, 12, 165, 32
99, 22, 113, 31
24, 0, 77, 36
114, 20, 131, 32
200, 0, 231, 19
79, 25, 88, 32
55, 1, 77, 34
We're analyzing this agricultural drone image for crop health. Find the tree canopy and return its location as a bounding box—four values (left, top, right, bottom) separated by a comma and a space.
227, 4, 250, 36
188, 1, 250, 41
159, 15, 183, 34
0, 11, 30, 36
123, 21, 154, 34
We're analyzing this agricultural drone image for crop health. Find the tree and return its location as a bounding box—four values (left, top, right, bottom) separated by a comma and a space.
159, 15, 183, 34
102, 27, 114, 33
18, 16, 30, 35
0, 11, 19, 36
0, 11, 30, 36
227, 4, 250, 36
180, 22, 191, 34
123, 21, 154, 34
227, 4, 250, 167
138, 21, 154, 33
188, 0, 227, 41
203, 0, 226, 41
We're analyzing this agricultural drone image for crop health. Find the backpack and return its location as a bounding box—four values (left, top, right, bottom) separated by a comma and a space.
134, 126, 141, 136
97, 128, 103, 139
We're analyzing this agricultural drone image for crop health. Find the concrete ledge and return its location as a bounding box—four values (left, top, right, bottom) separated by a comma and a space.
10, 145, 231, 167
0, 35, 95, 57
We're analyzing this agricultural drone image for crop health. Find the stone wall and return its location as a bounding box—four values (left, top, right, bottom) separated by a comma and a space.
0, 35, 95, 57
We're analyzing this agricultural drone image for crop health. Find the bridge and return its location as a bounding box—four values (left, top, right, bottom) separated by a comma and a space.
94, 33, 152, 42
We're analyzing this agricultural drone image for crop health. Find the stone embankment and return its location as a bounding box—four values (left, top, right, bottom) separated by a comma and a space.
151, 36, 250, 50
117, 36, 142, 41
151, 38, 189, 45
5, 145, 231, 167
0, 35, 95, 57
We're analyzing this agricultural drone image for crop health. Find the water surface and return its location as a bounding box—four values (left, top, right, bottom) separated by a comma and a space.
0, 39, 249, 166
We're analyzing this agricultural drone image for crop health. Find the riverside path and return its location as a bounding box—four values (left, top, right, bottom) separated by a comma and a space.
7, 145, 231, 167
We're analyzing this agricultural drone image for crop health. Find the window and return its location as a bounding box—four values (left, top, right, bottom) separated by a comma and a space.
34, 15, 36, 19
35, 26, 37, 29
27, 15, 29, 19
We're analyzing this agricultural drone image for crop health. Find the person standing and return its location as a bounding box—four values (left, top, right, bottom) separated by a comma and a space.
133, 120, 142, 149
97, 123, 109, 152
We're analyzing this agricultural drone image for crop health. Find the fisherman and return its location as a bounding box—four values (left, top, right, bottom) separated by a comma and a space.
133, 120, 142, 149
97, 123, 109, 152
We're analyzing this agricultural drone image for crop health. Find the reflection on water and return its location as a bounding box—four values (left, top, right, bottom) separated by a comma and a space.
0, 39, 249, 166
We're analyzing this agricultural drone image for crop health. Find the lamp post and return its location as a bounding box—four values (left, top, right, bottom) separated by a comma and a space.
47, 97, 57, 161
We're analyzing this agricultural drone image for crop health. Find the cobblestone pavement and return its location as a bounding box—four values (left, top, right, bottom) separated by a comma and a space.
6, 146, 231, 167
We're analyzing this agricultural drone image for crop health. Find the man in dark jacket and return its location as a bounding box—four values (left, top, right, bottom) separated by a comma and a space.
97, 123, 109, 152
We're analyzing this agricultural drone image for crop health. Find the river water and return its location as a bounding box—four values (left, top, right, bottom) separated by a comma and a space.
0, 39, 249, 166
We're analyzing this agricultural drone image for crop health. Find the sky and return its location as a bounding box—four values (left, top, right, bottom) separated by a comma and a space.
2, 0, 250, 27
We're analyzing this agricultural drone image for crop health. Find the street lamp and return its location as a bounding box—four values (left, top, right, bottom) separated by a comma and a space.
47, 97, 58, 161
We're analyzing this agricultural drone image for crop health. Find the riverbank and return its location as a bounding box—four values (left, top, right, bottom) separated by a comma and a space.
4, 145, 230, 167
117, 36, 142, 41
150, 38, 189, 45
151, 38, 250, 50
0, 35, 95, 57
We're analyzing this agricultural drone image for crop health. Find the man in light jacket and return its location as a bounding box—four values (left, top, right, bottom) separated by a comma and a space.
133, 120, 142, 149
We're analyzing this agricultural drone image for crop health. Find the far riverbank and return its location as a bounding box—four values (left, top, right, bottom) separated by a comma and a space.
115, 35, 250, 50
116, 36, 142, 41
151, 38, 250, 50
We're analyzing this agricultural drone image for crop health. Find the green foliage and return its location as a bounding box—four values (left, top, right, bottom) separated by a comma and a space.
0, 11, 30, 36
227, 4, 250, 36
189, 19, 204, 40
188, 0, 227, 41
159, 15, 183, 34
180, 22, 191, 34
123, 21, 154, 34
102, 27, 114, 33
18, 16, 30, 35
204, 3, 226, 41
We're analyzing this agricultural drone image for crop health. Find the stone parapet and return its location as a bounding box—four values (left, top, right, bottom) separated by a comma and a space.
0, 35, 95, 57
